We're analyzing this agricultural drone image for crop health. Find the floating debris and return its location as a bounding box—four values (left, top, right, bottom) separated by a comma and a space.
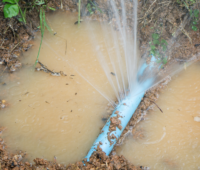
110, 72, 116, 76
0, 100, 7, 109
74, 20, 83, 25
0, 82, 6, 85
35, 61, 67, 76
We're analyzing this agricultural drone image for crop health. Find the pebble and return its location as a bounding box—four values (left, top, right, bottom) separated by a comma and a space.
1, 104, 6, 108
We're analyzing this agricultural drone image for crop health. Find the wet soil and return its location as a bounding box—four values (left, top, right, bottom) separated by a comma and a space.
0, 0, 200, 169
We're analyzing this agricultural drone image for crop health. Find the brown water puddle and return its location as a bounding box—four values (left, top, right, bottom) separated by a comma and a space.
0, 11, 124, 164
1, 10, 199, 168
117, 62, 200, 170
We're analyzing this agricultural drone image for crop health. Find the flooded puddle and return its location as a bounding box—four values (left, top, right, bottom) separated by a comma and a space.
117, 62, 200, 170
0, 11, 122, 164
0, 10, 200, 168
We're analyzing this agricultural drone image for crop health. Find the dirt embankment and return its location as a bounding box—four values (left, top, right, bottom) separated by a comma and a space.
0, 0, 200, 169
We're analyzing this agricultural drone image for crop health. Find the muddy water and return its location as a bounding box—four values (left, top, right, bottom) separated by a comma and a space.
1, 10, 199, 168
117, 62, 200, 170
0, 11, 123, 164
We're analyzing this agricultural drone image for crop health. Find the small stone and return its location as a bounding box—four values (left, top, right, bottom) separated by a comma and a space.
25, 162, 30, 166
3, 156, 8, 160
14, 161, 18, 166
1, 104, 6, 108
22, 34, 29, 41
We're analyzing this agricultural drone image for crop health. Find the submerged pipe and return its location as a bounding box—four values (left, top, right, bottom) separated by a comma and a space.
85, 57, 156, 161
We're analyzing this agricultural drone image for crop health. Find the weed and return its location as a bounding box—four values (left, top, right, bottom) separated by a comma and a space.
3, 0, 55, 66
3, 0, 26, 24
33, 0, 56, 12
177, 0, 199, 31
34, 3, 55, 66
78, 0, 81, 25
190, 9, 199, 31
86, 0, 102, 15
149, 33, 168, 67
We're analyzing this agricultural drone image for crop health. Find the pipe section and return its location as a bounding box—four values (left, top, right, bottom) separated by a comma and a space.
85, 57, 156, 161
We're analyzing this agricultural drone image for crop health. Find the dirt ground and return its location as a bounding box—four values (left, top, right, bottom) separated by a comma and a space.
0, 0, 200, 169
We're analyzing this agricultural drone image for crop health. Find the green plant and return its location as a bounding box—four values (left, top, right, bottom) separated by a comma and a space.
190, 9, 199, 31
31, 0, 55, 66
177, 0, 198, 7
3, 0, 55, 66
177, 0, 199, 31
3, 0, 26, 23
150, 33, 167, 55
33, 0, 55, 12
149, 33, 168, 67
34, 5, 54, 66
86, 0, 102, 15
78, 0, 81, 25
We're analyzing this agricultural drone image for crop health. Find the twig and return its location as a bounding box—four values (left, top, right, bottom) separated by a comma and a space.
149, 99, 163, 113
138, 0, 157, 20
0, 47, 8, 50
3, 25, 10, 34
168, 19, 192, 44
0, 39, 5, 47
157, 1, 172, 5
140, 2, 171, 24
10, 42, 20, 53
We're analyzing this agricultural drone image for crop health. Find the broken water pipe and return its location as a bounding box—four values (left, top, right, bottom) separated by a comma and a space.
85, 56, 157, 161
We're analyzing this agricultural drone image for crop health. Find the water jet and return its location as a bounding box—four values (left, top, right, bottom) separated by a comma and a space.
85, 56, 156, 161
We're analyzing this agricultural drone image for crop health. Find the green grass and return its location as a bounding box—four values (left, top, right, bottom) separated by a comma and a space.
78, 0, 81, 25
35, 6, 54, 66
35, 8, 45, 66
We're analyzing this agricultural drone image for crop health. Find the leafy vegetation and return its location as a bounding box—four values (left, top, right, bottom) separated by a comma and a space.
177, 0, 199, 31
3, 0, 26, 23
3, 0, 55, 66
33, 0, 55, 66
149, 33, 168, 68
190, 9, 199, 31
78, 0, 81, 25
86, 0, 102, 15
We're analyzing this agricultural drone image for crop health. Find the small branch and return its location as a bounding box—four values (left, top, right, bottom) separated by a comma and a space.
149, 99, 163, 113
138, 0, 157, 21
10, 42, 20, 53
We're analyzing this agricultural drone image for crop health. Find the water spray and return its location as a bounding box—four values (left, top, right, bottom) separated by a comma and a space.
85, 56, 157, 161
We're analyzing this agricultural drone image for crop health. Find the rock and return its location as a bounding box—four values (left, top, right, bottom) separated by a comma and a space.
10, 65, 16, 72
14, 61, 22, 68
25, 162, 30, 166
22, 34, 29, 41
14, 161, 18, 166
13, 155, 22, 161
